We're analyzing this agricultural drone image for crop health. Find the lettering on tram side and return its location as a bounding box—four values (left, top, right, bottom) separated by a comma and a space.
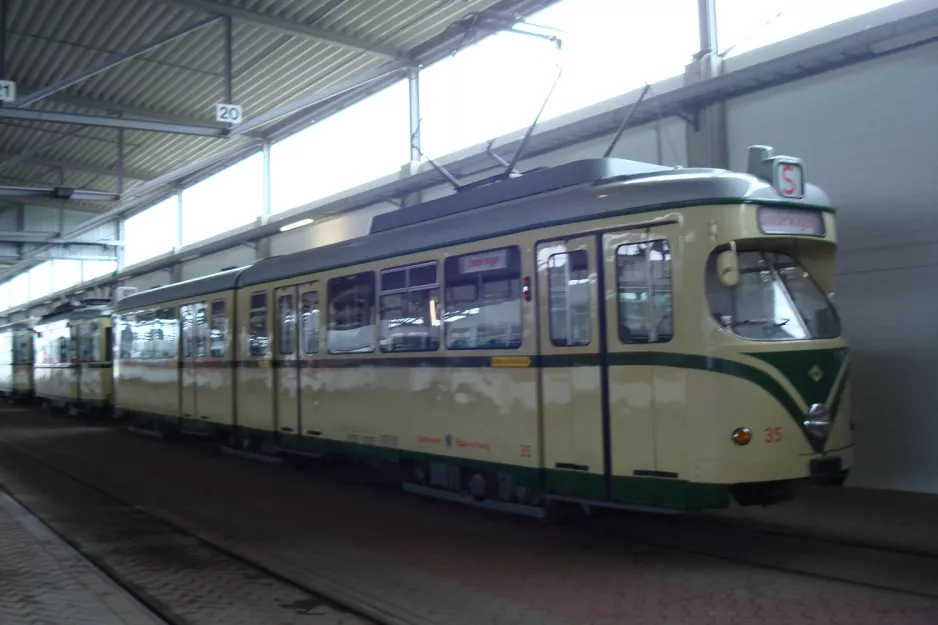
455, 439, 491, 452
416, 434, 491, 452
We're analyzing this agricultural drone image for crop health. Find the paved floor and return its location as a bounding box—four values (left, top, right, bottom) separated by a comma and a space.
2, 410, 938, 625
0, 490, 164, 625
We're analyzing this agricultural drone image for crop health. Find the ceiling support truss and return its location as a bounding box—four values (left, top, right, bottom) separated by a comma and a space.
12, 16, 223, 109
144, 0, 409, 62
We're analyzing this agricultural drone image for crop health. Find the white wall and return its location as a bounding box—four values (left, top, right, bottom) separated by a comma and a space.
270, 203, 398, 256
726, 41, 938, 493
181, 246, 254, 281
121, 270, 172, 293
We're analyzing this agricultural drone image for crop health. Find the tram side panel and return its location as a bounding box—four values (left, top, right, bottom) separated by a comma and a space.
235, 236, 542, 499
77, 318, 113, 409
0, 331, 13, 395
14, 330, 34, 398
113, 308, 180, 425
34, 320, 78, 406
234, 286, 277, 446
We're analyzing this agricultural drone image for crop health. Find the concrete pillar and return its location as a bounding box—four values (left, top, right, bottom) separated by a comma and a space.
685, 0, 728, 169
684, 53, 729, 169
399, 161, 422, 208
255, 237, 272, 261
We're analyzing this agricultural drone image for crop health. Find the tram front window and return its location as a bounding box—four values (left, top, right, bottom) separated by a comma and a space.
706, 251, 840, 341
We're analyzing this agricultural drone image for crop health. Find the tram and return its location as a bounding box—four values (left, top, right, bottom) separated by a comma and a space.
0, 321, 35, 402
109, 145, 852, 513
33, 302, 114, 415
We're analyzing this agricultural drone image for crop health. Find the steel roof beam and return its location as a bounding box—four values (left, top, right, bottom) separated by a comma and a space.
0, 231, 123, 246
145, 0, 408, 62
0, 186, 120, 202
0, 153, 155, 181
38, 92, 267, 140
0, 107, 228, 135
12, 17, 223, 108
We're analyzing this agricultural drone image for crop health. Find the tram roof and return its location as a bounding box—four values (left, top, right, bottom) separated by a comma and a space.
116, 265, 248, 312
117, 156, 833, 311
36, 305, 114, 326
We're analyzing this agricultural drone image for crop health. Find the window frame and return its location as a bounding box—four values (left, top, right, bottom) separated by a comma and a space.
443, 245, 523, 351
300, 290, 320, 355
249, 290, 269, 357
546, 250, 592, 348
278, 292, 296, 356
209, 298, 228, 358
327, 272, 376, 355
379, 260, 441, 353
615, 239, 674, 345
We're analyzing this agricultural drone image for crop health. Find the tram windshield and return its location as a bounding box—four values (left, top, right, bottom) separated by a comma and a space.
706, 251, 840, 341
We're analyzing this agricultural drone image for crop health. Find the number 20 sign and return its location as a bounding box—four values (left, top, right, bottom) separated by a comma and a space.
215, 103, 243, 125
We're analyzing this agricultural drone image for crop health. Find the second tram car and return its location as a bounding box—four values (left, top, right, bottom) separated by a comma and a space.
110, 146, 851, 513
0, 321, 34, 402
33, 303, 114, 415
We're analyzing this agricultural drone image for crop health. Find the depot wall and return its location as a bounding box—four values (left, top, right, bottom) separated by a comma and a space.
726, 40, 938, 493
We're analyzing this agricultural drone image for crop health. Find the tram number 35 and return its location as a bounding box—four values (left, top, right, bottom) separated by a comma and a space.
764, 427, 783, 443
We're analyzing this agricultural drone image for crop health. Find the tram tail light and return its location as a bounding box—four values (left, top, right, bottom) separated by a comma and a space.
732, 428, 752, 445
522, 276, 531, 301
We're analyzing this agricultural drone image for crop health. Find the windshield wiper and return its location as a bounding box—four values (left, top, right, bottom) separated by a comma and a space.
726, 318, 790, 328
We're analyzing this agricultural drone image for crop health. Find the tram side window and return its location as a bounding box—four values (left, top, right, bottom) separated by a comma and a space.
210, 299, 227, 358
68, 327, 79, 362
249, 291, 269, 357
547, 251, 591, 347
379, 262, 440, 353
58, 335, 69, 363
616, 240, 673, 344
181, 306, 193, 359
157, 308, 177, 359
118, 317, 134, 360
300, 291, 320, 355
327, 272, 376, 354
78, 325, 92, 361
444, 246, 522, 350
279, 294, 295, 355
132, 311, 153, 359
194, 303, 207, 358
15, 334, 29, 364
90, 323, 101, 361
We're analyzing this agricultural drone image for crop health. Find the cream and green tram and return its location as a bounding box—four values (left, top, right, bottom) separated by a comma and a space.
33, 304, 114, 414
113, 146, 851, 512
0, 322, 35, 402
112, 270, 239, 436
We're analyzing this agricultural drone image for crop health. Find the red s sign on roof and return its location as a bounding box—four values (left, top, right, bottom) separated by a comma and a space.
774, 160, 804, 199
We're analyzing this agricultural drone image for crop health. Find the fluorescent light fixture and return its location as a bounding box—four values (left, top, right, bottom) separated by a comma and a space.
279, 218, 314, 232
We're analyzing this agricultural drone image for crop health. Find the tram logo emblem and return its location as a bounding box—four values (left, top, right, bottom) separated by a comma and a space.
808, 365, 824, 383
445, 434, 453, 448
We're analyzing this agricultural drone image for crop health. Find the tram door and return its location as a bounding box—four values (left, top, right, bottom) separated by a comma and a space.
535, 236, 605, 499
601, 227, 676, 485
180, 301, 205, 424
274, 286, 301, 440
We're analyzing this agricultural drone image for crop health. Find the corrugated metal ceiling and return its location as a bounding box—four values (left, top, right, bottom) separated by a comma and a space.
0, 0, 555, 212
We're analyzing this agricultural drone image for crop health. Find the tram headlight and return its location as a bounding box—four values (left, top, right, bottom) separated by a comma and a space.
731, 427, 752, 445
804, 404, 831, 440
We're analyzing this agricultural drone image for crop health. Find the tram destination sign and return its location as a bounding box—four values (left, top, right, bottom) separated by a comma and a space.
757, 206, 825, 237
